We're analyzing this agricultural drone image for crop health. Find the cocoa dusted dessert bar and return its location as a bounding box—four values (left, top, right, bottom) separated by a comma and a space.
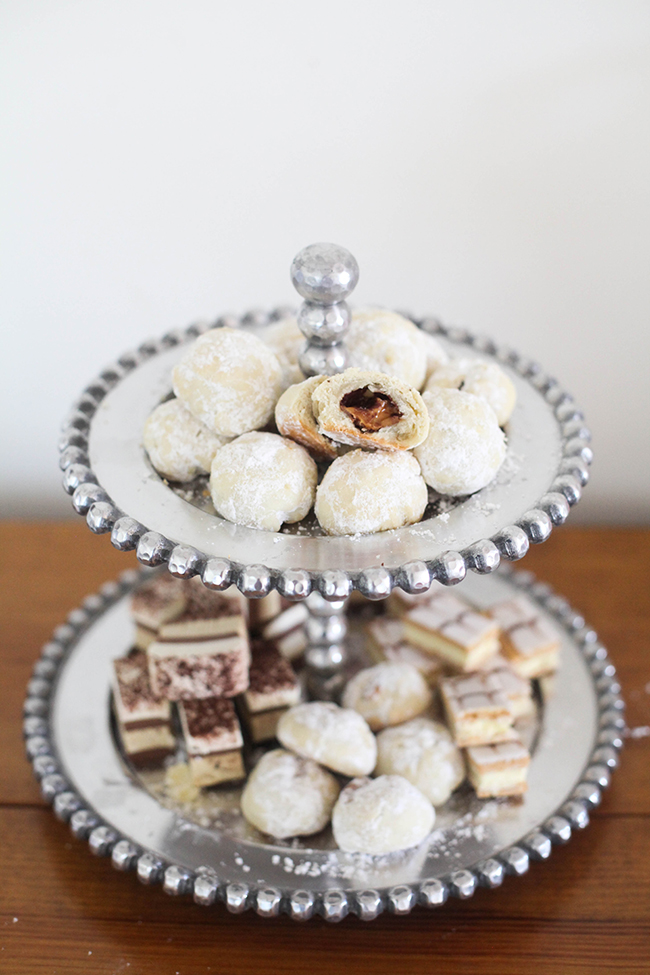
130, 574, 187, 650
177, 697, 245, 787
112, 649, 175, 766
238, 642, 301, 743
147, 584, 249, 700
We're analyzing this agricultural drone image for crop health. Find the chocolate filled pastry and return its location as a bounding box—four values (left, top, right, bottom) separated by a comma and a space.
311, 368, 429, 451
274, 375, 338, 461
425, 357, 516, 426
414, 387, 506, 496
314, 449, 428, 536
172, 326, 284, 438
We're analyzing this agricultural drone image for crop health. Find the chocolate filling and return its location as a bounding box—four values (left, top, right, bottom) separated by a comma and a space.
340, 386, 402, 432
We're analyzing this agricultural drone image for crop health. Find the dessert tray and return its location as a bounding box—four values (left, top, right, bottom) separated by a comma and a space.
25, 244, 620, 920
58, 306, 592, 598
24, 564, 624, 920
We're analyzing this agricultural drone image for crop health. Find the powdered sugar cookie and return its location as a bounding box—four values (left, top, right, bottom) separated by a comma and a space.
332, 775, 435, 854
342, 662, 432, 731
315, 450, 428, 536
346, 308, 448, 390
275, 376, 338, 461
311, 369, 429, 451
210, 431, 317, 532
414, 388, 506, 496
143, 399, 227, 482
172, 327, 284, 438
426, 358, 516, 426
261, 316, 305, 389
241, 748, 340, 839
276, 701, 377, 777
375, 718, 465, 807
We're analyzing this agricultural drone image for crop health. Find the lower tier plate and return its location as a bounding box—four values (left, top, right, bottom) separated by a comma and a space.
24, 567, 624, 921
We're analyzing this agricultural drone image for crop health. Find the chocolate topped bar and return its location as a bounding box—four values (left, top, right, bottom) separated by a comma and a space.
178, 697, 245, 787
130, 575, 187, 649
238, 642, 301, 743
147, 632, 250, 701
158, 581, 246, 641
112, 649, 174, 766
487, 596, 560, 678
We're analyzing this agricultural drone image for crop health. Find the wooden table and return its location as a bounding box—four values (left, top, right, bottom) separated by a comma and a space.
1, 523, 649, 974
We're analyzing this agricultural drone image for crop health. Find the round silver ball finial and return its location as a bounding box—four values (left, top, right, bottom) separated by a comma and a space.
291, 243, 359, 304
291, 243, 359, 377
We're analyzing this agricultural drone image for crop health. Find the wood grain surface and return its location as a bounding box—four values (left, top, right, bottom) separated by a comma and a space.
1, 522, 649, 975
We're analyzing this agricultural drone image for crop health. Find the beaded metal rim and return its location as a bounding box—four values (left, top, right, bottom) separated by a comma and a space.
58, 310, 592, 600
24, 566, 622, 921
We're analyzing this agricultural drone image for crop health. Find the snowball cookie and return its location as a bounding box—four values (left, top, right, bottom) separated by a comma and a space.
275, 376, 338, 461
172, 327, 284, 438
261, 316, 305, 389
346, 308, 448, 390
210, 431, 317, 531
312, 369, 429, 452
276, 701, 377, 777
315, 450, 428, 536
342, 662, 433, 731
143, 398, 227, 482
332, 775, 435, 854
375, 718, 465, 807
425, 357, 516, 426
414, 388, 506, 496
241, 748, 340, 839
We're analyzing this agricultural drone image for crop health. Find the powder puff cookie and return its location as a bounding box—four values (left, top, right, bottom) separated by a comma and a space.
241, 748, 340, 839
342, 663, 432, 731
311, 369, 429, 451
332, 775, 435, 854
261, 316, 305, 389
315, 450, 428, 536
346, 308, 448, 390
375, 718, 465, 807
172, 327, 284, 438
143, 399, 227, 482
276, 701, 377, 777
210, 431, 317, 532
426, 358, 516, 426
275, 376, 338, 461
414, 388, 506, 496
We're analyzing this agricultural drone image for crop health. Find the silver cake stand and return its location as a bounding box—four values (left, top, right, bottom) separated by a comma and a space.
25, 244, 619, 920
24, 565, 624, 920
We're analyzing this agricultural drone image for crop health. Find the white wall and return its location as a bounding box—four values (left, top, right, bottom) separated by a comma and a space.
1, 0, 649, 521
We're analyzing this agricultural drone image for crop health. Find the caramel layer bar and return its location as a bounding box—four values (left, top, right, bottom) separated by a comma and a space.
147, 632, 250, 701
466, 737, 530, 798
112, 649, 175, 766
239, 643, 301, 743
365, 618, 442, 685
440, 672, 515, 747
488, 596, 560, 678
130, 575, 187, 650
178, 697, 245, 787
403, 592, 500, 671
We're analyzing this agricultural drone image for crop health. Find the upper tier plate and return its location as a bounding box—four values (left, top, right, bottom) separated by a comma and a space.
59, 312, 592, 599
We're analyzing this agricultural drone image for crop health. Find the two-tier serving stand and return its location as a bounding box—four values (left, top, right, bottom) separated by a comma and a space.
24, 245, 625, 920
